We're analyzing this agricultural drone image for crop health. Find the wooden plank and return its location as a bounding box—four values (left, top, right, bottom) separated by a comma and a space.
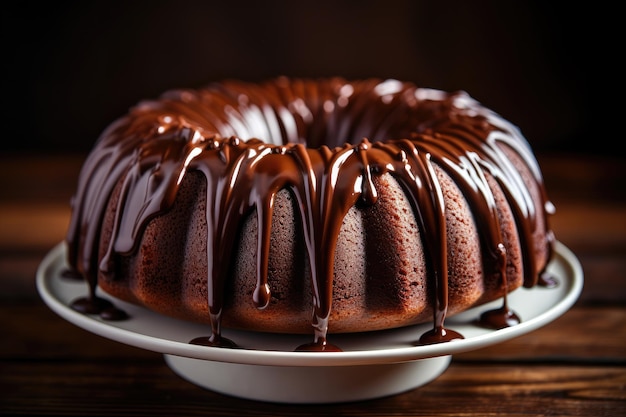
0, 203, 70, 251
0, 361, 623, 416
1, 154, 624, 416
538, 154, 626, 203
0, 154, 83, 202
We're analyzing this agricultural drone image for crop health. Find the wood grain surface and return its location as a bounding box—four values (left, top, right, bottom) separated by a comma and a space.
1, 153, 624, 416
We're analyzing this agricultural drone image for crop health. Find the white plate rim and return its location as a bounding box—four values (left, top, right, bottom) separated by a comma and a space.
37, 241, 583, 367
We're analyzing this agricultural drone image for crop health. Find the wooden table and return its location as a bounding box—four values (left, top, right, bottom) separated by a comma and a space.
1, 153, 625, 416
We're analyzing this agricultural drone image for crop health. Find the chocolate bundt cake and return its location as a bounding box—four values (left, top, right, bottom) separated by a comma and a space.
65, 77, 556, 351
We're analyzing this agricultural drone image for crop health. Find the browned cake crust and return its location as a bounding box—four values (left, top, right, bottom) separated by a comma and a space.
66, 77, 554, 349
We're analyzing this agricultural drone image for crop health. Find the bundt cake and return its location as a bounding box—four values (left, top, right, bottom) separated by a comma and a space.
64, 76, 556, 351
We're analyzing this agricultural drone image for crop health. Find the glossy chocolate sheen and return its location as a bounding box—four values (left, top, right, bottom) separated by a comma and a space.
65, 77, 555, 351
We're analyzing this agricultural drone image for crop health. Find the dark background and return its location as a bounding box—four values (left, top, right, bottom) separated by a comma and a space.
2, 1, 607, 157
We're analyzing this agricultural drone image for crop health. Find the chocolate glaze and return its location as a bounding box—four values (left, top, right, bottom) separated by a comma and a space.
189, 335, 238, 349
70, 295, 128, 321
65, 77, 555, 349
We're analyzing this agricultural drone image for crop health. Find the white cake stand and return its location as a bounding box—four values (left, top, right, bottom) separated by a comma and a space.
37, 241, 583, 403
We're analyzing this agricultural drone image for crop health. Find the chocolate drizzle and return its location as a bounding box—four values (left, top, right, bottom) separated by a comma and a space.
65, 77, 555, 350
